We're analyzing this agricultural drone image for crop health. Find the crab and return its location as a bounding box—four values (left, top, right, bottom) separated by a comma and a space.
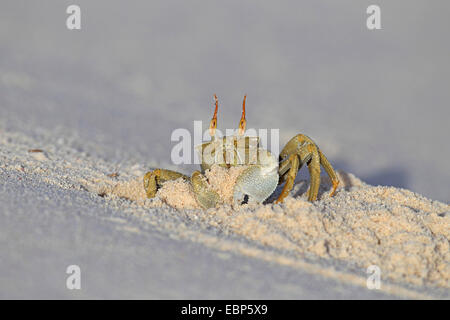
144, 95, 339, 209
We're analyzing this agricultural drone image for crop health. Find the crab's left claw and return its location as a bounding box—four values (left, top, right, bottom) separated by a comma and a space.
191, 171, 221, 209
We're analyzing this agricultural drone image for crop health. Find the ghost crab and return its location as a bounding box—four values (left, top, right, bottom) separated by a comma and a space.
144, 95, 339, 209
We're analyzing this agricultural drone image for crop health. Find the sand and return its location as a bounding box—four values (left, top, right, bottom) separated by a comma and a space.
2, 1, 450, 299
1, 124, 449, 298
104, 165, 449, 289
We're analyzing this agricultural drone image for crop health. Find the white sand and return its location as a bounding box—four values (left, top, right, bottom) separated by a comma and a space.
1, 2, 450, 299
105, 165, 449, 289
0, 123, 450, 296
3, 124, 447, 297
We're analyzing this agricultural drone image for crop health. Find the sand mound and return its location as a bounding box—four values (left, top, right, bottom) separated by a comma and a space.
105, 166, 449, 289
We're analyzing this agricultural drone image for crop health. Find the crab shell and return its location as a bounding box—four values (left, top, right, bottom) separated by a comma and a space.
195, 135, 279, 204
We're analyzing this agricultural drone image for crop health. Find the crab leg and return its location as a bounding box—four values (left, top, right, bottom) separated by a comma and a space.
276, 143, 319, 202
318, 149, 339, 196
305, 144, 321, 202
276, 135, 312, 203
274, 154, 300, 203
143, 169, 188, 198
275, 134, 339, 203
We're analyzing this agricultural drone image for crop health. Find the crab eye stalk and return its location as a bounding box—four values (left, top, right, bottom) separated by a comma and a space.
238, 95, 247, 136
209, 94, 219, 138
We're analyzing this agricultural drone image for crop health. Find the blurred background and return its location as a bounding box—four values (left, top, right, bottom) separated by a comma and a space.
0, 0, 449, 202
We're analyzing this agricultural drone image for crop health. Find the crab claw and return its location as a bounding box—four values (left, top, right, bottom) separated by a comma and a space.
233, 150, 279, 205
233, 166, 278, 205
191, 171, 221, 209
